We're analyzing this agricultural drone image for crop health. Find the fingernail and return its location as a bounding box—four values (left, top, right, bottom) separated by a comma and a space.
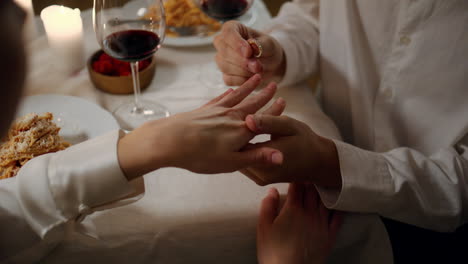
252, 74, 261, 82
266, 83, 277, 92
248, 60, 261, 73
268, 188, 278, 198
247, 60, 256, 73
276, 97, 285, 105
271, 152, 283, 165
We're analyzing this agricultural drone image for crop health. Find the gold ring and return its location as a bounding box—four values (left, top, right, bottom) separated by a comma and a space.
248, 38, 263, 58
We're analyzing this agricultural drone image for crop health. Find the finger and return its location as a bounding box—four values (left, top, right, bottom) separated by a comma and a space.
257, 188, 280, 248
258, 188, 280, 231
217, 74, 262, 107
240, 168, 266, 186
245, 114, 297, 135
201, 88, 234, 107
216, 44, 263, 74
319, 199, 331, 223
284, 183, 305, 210
223, 74, 249, 87
231, 146, 283, 171
262, 97, 286, 116
216, 21, 252, 58
215, 55, 253, 77
304, 184, 320, 213
234, 82, 277, 116
328, 211, 344, 247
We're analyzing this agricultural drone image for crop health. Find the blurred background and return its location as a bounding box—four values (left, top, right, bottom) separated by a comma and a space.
32, 0, 288, 16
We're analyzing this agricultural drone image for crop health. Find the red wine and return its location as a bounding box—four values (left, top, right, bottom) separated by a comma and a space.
103, 30, 160, 62
201, 0, 249, 20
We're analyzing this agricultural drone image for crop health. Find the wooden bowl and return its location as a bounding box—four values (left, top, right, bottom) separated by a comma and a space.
87, 50, 156, 94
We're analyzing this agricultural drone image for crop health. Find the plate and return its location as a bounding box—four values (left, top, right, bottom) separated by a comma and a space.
16, 95, 120, 144
162, 3, 258, 48
164, 33, 216, 48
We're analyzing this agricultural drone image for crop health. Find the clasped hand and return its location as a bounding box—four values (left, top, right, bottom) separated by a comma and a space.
118, 74, 286, 180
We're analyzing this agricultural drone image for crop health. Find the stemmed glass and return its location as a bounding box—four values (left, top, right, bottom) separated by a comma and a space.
196, 0, 255, 25
194, 0, 256, 91
93, 0, 169, 130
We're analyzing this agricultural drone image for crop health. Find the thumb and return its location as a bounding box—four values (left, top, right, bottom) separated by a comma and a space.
285, 183, 305, 209
232, 146, 284, 170
258, 188, 280, 233
245, 114, 297, 135
328, 211, 344, 247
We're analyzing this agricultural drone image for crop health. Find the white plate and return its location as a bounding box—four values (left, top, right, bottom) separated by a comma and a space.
163, 3, 258, 48
164, 34, 216, 48
16, 95, 120, 144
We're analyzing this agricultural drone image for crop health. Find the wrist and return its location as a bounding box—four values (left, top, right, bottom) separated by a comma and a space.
117, 130, 167, 181
316, 136, 342, 189
268, 36, 286, 83
273, 48, 286, 82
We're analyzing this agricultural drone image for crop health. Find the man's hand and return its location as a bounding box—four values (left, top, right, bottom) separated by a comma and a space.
118, 75, 286, 180
242, 114, 342, 188
213, 21, 286, 86
257, 184, 343, 264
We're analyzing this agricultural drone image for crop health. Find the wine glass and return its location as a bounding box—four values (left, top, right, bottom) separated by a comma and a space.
93, 0, 169, 130
196, 0, 255, 24
194, 0, 256, 91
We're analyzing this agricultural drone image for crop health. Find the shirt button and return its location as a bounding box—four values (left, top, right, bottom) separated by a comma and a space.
400, 35, 411, 45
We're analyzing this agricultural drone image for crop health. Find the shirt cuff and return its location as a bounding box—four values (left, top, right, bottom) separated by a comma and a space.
269, 30, 301, 87
316, 140, 391, 211
48, 130, 142, 219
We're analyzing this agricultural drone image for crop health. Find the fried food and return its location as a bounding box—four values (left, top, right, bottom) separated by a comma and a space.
0, 113, 70, 179
146, 0, 221, 37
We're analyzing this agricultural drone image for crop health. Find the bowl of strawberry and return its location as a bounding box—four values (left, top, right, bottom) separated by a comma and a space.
87, 50, 156, 94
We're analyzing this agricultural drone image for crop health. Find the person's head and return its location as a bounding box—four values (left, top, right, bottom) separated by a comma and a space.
0, 0, 27, 137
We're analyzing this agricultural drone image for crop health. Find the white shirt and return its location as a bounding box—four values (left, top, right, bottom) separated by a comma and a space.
268, 0, 468, 233
0, 130, 143, 263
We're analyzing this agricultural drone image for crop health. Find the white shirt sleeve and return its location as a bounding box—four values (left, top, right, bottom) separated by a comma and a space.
0, 130, 144, 262
263, 0, 320, 86
317, 135, 468, 232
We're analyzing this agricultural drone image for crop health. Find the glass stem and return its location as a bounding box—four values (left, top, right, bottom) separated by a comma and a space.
130, 61, 142, 113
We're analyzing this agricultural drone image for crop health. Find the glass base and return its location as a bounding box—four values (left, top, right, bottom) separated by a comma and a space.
113, 99, 170, 131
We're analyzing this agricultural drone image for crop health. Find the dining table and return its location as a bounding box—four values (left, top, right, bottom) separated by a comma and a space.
22, 1, 392, 263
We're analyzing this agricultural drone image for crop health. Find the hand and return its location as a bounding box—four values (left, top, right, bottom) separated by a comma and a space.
242, 114, 342, 188
117, 74, 287, 180
213, 21, 285, 86
257, 183, 343, 264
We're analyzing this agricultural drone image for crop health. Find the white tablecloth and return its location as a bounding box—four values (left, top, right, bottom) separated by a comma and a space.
24, 2, 391, 263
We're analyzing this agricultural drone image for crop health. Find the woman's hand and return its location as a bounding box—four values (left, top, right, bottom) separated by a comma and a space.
257, 184, 343, 264
213, 21, 286, 86
118, 74, 287, 180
